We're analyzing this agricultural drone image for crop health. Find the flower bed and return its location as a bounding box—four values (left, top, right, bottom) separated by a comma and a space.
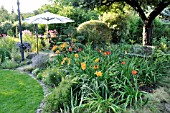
31, 44, 170, 112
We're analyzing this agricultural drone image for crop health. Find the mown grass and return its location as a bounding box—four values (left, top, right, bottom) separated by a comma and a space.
0, 69, 43, 113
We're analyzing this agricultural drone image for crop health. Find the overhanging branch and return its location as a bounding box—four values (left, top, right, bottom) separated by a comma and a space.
125, 0, 147, 21
148, 1, 170, 26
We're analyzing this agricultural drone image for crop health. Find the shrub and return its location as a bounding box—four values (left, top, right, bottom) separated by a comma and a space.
0, 48, 11, 63
31, 53, 49, 68
0, 37, 17, 52
7, 29, 14, 37
153, 18, 170, 47
0, 60, 19, 69
0, 21, 12, 34
32, 68, 41, 76
100, 12, 130, 43
11, 47, 21, 62
77, 20, 112, 45
41, 67, 64, 87
43, 78, 76, 113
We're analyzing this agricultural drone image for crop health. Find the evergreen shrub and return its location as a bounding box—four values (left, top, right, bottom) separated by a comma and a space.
77, 20, 112, 45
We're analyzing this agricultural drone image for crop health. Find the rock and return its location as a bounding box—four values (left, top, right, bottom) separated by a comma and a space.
26, 52, 37, 59
165, 103, 170, 112
36, 109, 42, 113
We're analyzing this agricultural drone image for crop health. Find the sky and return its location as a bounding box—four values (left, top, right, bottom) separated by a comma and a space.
0, 0, 50, 13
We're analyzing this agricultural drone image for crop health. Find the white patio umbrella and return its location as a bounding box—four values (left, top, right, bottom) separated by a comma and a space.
22, 11, 74, 54
23, 11, 74, 31
23, 12, 74, 23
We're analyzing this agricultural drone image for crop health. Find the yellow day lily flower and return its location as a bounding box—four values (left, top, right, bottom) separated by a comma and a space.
63, 57, 69, 61
81, 62, 86, 70
95, 71, 102, 77
61, 60, 65, 65
74, 54, 79, 58
61, 57, 70, 65
95, 58, 100, 63
67, 59, 70, 65
60, 42, 67, 48
55, 50, 60, 54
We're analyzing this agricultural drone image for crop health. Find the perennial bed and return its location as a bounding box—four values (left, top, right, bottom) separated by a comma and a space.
31, 44, 170, 113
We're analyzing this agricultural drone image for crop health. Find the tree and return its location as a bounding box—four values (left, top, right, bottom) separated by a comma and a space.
71, 0, 170, 46
0, 6, 10, 22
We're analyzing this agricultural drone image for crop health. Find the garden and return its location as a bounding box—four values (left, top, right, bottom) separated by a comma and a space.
0, 0, 170, 113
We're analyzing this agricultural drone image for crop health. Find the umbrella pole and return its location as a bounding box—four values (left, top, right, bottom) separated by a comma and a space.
46, 23, 48, 32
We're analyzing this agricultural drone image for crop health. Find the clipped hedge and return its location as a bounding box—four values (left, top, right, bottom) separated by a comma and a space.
77, 20, 112, 45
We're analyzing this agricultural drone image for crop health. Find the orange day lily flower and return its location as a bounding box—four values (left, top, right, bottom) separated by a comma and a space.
106, 51, 111, 55
78, 48, 82, 52
69, 47, 73, 51
95, 71, 102, 77
94, 65, 98, 69
81, 62, 86, 70
121, 61, 125, 65
132, 70, 138, 76
103, 52, 107, 55
52, 45, 57, 51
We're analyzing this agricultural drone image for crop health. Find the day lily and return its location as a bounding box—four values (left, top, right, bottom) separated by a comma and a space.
95, 71, 102, 77
55, 50, 60, 54
94, 65, 98, 69
61, 60, 65, 65
69, 47, 73, 51
81, 62, 86, 70
106, 51, 111, 55
61, 57, 70, 65
132, 70, 138, 76
78, 48, 82, 52
67, 59, 71, 65
95, 58, 100, 63
74, 54, 79, 58
63, 57, 69, 61
52, 45, 57, 51
98, 50, 102, 53
61, 42, 67, 48
121, 61, 125, 65
103, 52, 107, 55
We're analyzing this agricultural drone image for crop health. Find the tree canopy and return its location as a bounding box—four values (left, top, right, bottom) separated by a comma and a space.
67, 0, 170, 45
0, 6, 10, 22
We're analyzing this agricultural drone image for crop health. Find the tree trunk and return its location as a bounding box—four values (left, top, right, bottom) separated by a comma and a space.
142, 20, 153, 46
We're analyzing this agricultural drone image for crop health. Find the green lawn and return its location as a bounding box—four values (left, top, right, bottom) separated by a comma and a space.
0, 70, 43, 113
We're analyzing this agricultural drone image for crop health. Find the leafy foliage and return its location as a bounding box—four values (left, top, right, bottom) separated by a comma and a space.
43, 78, 76, 113
0, 6, 10, 22
0, 48, 11, 63
0, 21, 12, 34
